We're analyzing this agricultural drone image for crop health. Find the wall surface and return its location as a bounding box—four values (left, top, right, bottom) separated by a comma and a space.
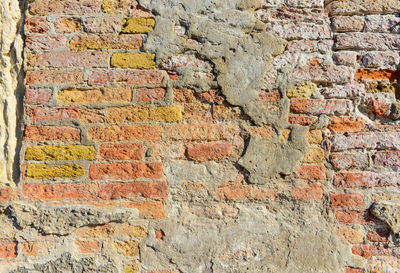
1, 0, 400, 272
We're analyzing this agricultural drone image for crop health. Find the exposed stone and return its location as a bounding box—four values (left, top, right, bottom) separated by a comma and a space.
10, 253, 117, 273
371, 201, 400, 238
7, 203, 138, 235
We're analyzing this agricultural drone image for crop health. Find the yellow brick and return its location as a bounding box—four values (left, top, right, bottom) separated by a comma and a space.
26, 164, 85, 179
112, 240, 139, 257
287, 82, 316, 98
281, 129, 291, 141
57, 87, 131, 105
149, 105, 182, 122
125, 261, 139, 273
102, 0, 117, 14
306, 129, 323, 144
75, 223, 147, 238
111, 53, 155, 69
121, 18, 155, 34
107, 105, 182, 123
302, 147, 325, 163
368, 83, 400, 98
25, 145, 96, 161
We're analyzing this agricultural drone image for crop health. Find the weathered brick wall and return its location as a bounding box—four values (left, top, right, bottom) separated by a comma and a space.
2, 0, 400, 272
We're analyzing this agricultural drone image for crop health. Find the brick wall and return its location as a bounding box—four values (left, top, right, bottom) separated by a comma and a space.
2, 0, 400, 272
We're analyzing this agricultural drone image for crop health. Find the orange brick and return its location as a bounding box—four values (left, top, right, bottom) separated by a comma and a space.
291, 184, 324, 200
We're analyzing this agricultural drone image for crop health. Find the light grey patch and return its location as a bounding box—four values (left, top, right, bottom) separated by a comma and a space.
139, 0, 288, 127
239, 125, 309, 183
141, 201, 346, 273
10, 253, 117, 273
165, 160, 238, 186
6, 202, 139, 235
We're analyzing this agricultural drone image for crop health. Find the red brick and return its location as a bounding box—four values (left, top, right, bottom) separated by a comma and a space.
291, 184, 324, 200
333, 172, 400, 188
0, 241, 17, 259
75, 240, 98, 254
328, 117, 366, 133
121, 201, 165, 218
215, 182, 275, 201
259, 90, 281, 102
22, 183, 98, 200
88, 69, 163, 86
330, 152, 369, 170
26, 70, 84, 86
29, 0, 101, 15
25, 88, 52, 105
24, 125, 80, 142
367, 229, 390, 242
297, 165, 326, 180
99, 144, 142, 160
330, 132, 400, 151
352, 244, 389, 258
28, 107, 104, 123
25, 17, 50, 33
88, 125, 161, 142
186, 143, 232, 161
0, 187, 15, 203
355, 69, 400, 82
99, 181, 168, 199
136, 88, 166, 102
25, 34, 67, 50
164, 124, 239, 141
290, 99, 352, 115
198, 90, 224, 104
89, 162, 163, 180
36, 51, 109, 68
289, 115, 318, 126
345, 267, 364, 273
335, 209, 370, 224
330, 193, 364, 207
373, 151, 400, 167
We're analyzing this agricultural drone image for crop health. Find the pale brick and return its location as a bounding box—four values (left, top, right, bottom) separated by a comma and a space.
330, 132, 400, 151
362, 51, 400, 68
25, 34, 67, 51
327, 0, 400, 15
290, 99, 353, 115
320, 83, 365, 99
332, 51, 358, 66
330, 152, 369, 170
36, 51, 109, 68
286, 40, 333, 53
82, 17, 121, 33
285, 0, 323, 8
267, 22, 331, 40
256, 8, 328, 24
332, 16, 364, 32
334, 33, 400, 51
365, 15, 400, 33
290, 66, 354, 84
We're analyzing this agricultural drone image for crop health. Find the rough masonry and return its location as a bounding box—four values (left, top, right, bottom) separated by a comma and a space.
1, 0, 400, 272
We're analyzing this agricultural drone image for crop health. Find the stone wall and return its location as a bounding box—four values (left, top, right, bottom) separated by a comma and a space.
1, 0, 400, 272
